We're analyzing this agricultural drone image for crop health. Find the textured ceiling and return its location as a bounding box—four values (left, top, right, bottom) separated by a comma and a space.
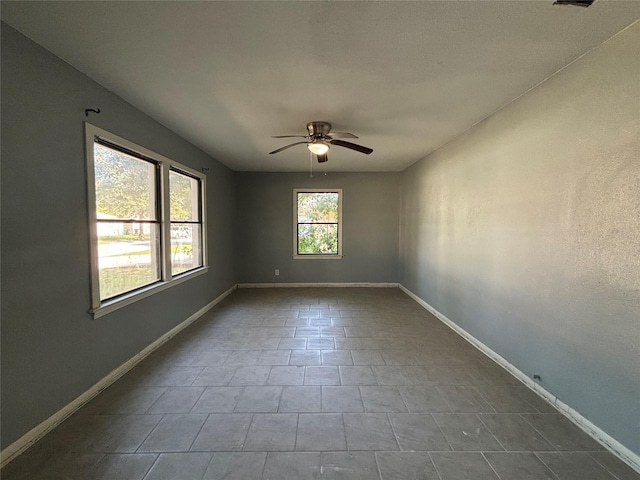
2, 1, 639, 172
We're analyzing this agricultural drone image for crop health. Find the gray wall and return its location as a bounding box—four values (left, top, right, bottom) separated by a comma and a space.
1, 24, 237, 449
399, 24, 640, 454
236, 172, 400, 284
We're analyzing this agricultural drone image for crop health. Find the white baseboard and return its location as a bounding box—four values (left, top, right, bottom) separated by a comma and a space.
398, 284, 640, 474
238, 282, 400, 288
0, 284, 237, 469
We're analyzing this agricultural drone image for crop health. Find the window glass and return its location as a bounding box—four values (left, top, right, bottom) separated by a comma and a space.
170, 170, 203, 276
94, 143, 160, 300
296, 191, 340, 255
170, 170, 200, 221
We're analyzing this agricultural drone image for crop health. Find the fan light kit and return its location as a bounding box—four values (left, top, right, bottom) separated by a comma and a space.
307, 140, 330, 155
270, 121, 373, 164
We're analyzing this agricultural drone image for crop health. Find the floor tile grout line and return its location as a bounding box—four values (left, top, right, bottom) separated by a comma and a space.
433, 385, 457, 414
288, 412, 301, 452
481, 451, 506, 480
198, 452, 215, 480
427, 451, 446, 480
475, 413, 509, 453
340, 413, 349, 451
586, 451, 629, 480
470, 384, 497, 414
372, 451, 385, 480
430, 413, 456, 453
240, 414, 256, 452
385, 413, 403, 452
258, 450, 269, 479
188, 366, 206, 387
397, 383, 411, 413
518, 413, 561, 452
186, 412, 210, 453
533, 452, 564, 480
133, 414, 165, 455
474, 383, 502, 414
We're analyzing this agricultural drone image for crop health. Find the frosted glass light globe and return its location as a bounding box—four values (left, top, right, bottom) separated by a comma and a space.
307, 141, 329, 155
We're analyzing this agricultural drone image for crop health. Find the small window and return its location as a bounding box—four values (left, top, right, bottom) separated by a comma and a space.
86, 124, 207, 317
293, 189, 343, 259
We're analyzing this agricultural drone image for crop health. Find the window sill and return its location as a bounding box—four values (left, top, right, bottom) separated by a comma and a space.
90, 266, 209, 319
293, 255, 343, 260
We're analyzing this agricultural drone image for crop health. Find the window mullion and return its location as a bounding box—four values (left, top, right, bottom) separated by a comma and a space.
160, 162, 172, 281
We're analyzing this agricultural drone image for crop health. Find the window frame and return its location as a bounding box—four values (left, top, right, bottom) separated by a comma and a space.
293, 188, 343, 260
85, 123, 208, 318
169, 167, 205, 277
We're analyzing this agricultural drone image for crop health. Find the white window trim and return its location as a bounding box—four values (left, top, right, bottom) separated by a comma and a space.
85, 123, 208, 319
293, 188, 343, 259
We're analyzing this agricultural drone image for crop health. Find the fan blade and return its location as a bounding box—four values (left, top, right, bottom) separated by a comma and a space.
269, 141, 308, 154
316, 153, 328, 163
271, 135, 308, 138
326, 132, 358, 139
329, 139, 373, 155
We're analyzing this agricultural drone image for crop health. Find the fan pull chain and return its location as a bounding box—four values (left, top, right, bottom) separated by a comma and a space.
309, 151, 314, 178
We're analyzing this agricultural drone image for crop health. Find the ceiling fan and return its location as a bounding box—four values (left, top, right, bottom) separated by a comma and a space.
269, 121, 373, 163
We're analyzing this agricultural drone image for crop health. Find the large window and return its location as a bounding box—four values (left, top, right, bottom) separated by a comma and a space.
86, 124, 207, 317
293, 189, 343, 258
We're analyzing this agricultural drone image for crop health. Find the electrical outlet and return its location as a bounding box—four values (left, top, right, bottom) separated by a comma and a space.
275, 269, 280, 276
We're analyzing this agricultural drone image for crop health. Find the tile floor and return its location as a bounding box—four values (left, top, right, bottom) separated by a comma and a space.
3, 288, 638, 480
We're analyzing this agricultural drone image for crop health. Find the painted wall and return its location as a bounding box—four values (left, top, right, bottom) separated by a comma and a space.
400, 24, 640, 454
236, 172, 400, 284
1, 25, 237, 449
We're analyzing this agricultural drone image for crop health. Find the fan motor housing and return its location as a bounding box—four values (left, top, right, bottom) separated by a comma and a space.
307, 121, 332, 137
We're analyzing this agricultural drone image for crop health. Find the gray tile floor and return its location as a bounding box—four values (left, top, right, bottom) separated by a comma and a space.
3, 288, 639, 480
